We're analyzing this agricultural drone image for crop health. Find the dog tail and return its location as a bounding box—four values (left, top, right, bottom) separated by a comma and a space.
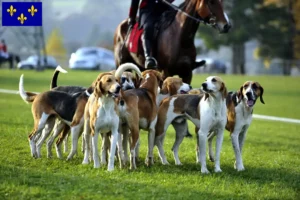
19, 74, 37, 103
50, 65, 68, 89
115, 63, 142, 79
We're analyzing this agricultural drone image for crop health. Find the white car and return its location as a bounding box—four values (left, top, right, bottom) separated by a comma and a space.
69, 47, 116, 71
17, 55, 58, 70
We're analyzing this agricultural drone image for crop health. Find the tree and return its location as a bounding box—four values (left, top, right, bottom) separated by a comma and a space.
198, 0, 298, 75
45, 28, 67, 60
255, 0, 298, 75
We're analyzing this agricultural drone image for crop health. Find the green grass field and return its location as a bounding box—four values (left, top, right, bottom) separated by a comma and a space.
0, 69, 299, 199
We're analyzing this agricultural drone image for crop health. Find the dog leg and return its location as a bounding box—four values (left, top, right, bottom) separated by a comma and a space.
101, 133, 109, 166
145, 117, 157, 166
171, 121, 188, 165
36, 117, 55, 158
55, 125, 70, 159
82, 119, 92, 164
129, 126, 139, 170
155, 133, 169, 165
92, 129, 100, 168
46, 121, 64, 158
120, 125, 129, 165
63, 133, 69, 153
232, 126, 248, 171
108, 126, 119, 171
66, 123, 82, 161
29, 112, 50, 158
117, 130, 125, 169
214, 128, 224, 173
135, 135, 140, 164
198, 128, 210, 174
208, 131, 215, 162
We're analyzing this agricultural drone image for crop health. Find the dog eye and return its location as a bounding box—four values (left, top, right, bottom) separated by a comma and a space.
243, 84, 249, 89
121, 77, 126, 83
252, 84, 257, 89
212, 78, 217, 82
107, 79, 112, 82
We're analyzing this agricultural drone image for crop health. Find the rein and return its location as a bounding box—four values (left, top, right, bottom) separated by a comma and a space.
161, 0, 216, 26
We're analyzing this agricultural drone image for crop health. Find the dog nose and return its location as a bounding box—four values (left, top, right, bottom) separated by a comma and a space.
201, 83, 207, 89
116, 85, 121, 93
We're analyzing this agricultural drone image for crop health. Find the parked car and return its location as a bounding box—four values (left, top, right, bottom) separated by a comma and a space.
17, 55, 58, 70
193, 57, 228, 74
69, 47, 115, 71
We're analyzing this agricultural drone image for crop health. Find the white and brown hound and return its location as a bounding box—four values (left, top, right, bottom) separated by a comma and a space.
207, 81, 265, 171
155, 76, 228, 173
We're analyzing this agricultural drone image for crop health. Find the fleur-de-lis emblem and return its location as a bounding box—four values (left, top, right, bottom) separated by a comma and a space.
28, 5, 38, 16
7, 5, 16, 16
17, 13, 27, 24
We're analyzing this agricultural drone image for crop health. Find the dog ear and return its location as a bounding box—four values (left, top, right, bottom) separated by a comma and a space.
134, 76, 142, 88
236, 86, 243, 103
258, 84, 265, 104
168, 83, 178, 96
94, 81, 103, 98
160, 81, 169, 94
221, 82, 227, 100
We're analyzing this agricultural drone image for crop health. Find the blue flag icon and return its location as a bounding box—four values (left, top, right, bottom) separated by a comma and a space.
2, 2, 42, 26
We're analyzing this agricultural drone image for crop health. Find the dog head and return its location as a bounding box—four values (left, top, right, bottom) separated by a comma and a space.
201, 76, 227, 100
120, 72, 137, 90
94, 72, 121, 98
160, 77, 192, 95
141, 70, 163, 87
238, 81, 265, 107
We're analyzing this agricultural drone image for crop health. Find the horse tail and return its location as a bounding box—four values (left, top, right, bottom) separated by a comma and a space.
50, 65, 68, 89
115, 62, 142, 79
19, 74, 38, 103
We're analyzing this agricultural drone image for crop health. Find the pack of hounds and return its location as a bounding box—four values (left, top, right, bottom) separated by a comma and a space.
18, 63, 265, 173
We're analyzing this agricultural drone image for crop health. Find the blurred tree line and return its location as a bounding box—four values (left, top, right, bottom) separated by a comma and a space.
197, 0, 299, 75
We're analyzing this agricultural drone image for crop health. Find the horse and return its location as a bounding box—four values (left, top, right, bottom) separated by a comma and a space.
0, 52, 20, 69
114, 0, 231, 84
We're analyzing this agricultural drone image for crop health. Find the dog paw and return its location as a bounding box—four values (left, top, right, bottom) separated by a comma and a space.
82, 160, 89, 165
214, 168, 222, 173
175, 162, 182, 166
237, 166, 245, 171
201, 168, 210, 174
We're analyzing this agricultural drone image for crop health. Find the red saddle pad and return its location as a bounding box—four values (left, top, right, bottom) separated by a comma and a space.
127, 23, 144, 53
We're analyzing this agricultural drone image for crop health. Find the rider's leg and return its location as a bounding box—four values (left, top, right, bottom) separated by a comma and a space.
140, 13, 157, 69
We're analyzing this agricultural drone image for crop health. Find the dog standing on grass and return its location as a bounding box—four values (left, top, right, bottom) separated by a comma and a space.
155, 76, 227, 173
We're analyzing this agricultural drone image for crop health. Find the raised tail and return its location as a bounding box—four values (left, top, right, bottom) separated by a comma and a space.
19, 74, 37, 103
115, 63, 142, 79
50, 65, 68, 89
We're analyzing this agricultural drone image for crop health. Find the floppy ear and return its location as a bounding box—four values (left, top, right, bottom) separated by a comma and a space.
153, 71, 163, 88
94, 81, 103, 98
168, 83, 178, 96
204, 93, 209, 100
259, 85, 265, 104
236, 86, 243, 103
221, 82, 227, 100
134, 76, 142, 88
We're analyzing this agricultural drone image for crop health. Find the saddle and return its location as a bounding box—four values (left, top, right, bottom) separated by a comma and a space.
127, 10, 177, 54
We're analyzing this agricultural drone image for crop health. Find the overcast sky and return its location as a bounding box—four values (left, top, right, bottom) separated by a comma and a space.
52, 0, 182, 19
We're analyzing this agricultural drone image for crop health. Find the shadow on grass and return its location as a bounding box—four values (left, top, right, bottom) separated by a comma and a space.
0, 164, 248, 199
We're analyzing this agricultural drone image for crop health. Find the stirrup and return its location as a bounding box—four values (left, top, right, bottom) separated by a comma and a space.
145, 57, 157, 69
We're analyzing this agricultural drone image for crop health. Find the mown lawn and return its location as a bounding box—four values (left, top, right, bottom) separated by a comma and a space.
0, 69, 299, 199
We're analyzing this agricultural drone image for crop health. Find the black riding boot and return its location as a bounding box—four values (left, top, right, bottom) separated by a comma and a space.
141, 34, 157, 69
